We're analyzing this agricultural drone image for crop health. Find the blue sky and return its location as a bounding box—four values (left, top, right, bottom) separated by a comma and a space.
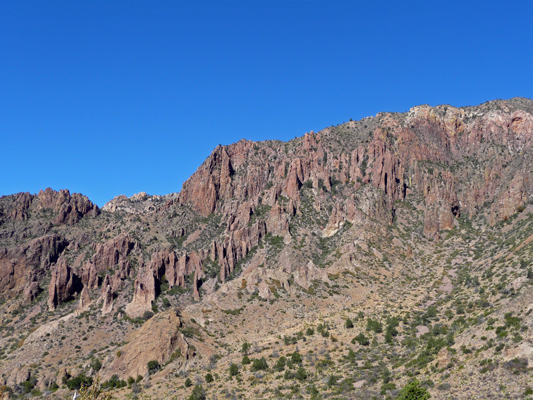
1, 0, 532, 207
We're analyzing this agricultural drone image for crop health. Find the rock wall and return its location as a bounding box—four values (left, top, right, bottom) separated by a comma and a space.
177, 99, 533, 240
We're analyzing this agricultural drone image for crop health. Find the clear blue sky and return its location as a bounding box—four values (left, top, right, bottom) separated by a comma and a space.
2, 1, 532, 207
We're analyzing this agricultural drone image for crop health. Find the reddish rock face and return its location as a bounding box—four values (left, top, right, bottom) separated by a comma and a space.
211, 222, 266, 283
22, 281, 41, 302
89, 234, 138, 288
125, 272, 157, 318
77, 286, 92, 312
100, 310, 190, 380
9, 192, 33, 221
101, 284, 114, 315
176, 99, 533, 241
6, 188, 99, 225
0, 234, 67, 301
81, 262, 99, 290
48, 259, 81, 310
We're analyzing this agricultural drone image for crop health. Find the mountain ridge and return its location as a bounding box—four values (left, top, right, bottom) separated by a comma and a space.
1, 97, 533, 399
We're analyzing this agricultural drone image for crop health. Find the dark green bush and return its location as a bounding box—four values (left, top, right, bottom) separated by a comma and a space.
295, 367, 307, 381
66, 374, 93, 390
290, 352, 302, 364
274, 356, 286, 372
188, 385, 205, 400
147, 360, 160, 375
229, 363, 239, 377
352, 333, 370, 346
396, 379, 431, 400
251, 357, 269, 372
366, 318, 383, 333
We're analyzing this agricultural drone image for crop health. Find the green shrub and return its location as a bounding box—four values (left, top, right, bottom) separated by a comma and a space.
102, 374, 127, 390
188, 385, 205, 400
241, 342, 251, 355
251, 357, 269, 372
142, 311, 154, 320
396, 379, 431, 400
290, 352, 302, 364
90, 358, 102, 372
229, 363, 239, 377
352, 333, 370, 346
274, 356, 286, 372
75, 377, 114, 400
147, 360, 160, 375
66, 374, 93, 390
295, 367, 307, 381
366, 318, 383, 333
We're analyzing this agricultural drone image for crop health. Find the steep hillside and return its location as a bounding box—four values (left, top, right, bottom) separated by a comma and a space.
1, 98, 533, 400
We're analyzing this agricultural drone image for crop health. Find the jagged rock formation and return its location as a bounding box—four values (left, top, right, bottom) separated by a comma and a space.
48, 259, 82, 311
0, 234, 67, 300
125, 272, 156, 318
101, 284, 114, 315
177, 98, 533, 242
8, 188, 99, 224
77, 286, 91, 313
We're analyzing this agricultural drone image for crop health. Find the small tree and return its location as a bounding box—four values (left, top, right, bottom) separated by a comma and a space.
352, 333, 370, 346
242, 355, 251, 365
188, 385, 206, 400
290, 352, 302, 365
345, 318, 354, 329
205, 373, 213, 383
184, 378, 193, 388
396, 379, 431, 400
66, 374, 93, 390
147, 360, 160, 375
90, 358, 102, 372
241, 341, 251, 355
162, 298, 171, 308
229, 363, 239, 377
251, 357, 269, 372
274, 356, 286, 372
295, 367, 307, 381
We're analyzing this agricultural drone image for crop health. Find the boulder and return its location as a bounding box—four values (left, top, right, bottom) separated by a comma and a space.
102, 284, 114, 315
77, 286, 92, 313
101, 310, 190, 380
125, 273, 156, 318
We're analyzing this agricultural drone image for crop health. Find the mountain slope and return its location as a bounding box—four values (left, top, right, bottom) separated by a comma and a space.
1, 98, 533, 399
